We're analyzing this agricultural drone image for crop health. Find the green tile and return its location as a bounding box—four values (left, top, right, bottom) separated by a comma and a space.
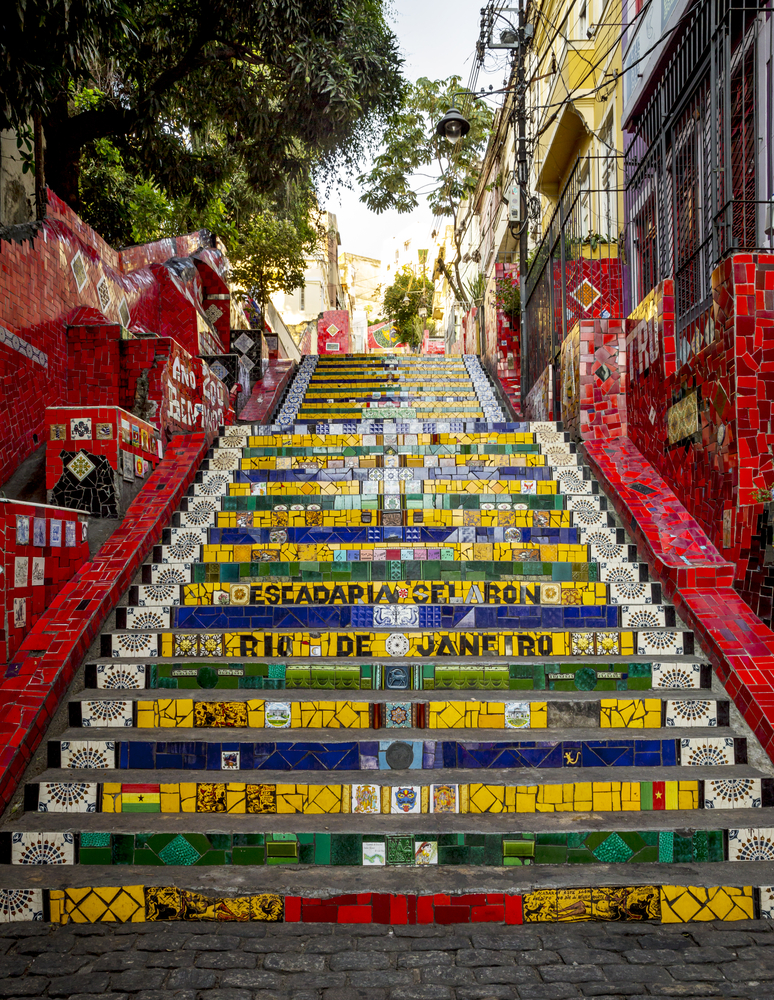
314, 834, 331, 865
80, 848, 113, 865
232, 847, 266, 865
331, 835, 362, 866
112, 834, 135, 865
196, 851, 228, 865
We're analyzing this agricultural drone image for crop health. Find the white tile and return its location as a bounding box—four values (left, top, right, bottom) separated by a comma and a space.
704, 778, 761, 809
96, 663, 147, 690
608, 581, 654, 605
351, 784, 380, 814
80, 700, 134, 727
111, 633, 158, 659
621, 606, 668, 629
680, 737, 737, 767
651, 663, 704, 689
664, 699, 716, 728
637, 631, 685, 656
11, 832, 75, 865
414, 840, 438, 864
362, 842, 386, 866
149, 564, 191, 585
60, 740, 116, 770
135, 583, 180, 607
125, 607, 170, 630
760, 886, 774, 918
504, 702, 531, 729
728, 828, 774, 861
37, 782, 99, 813
430, 784, 458, 813
0, 889, 44, 921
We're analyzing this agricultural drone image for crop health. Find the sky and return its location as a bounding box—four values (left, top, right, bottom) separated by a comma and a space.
326, 0, 510, 262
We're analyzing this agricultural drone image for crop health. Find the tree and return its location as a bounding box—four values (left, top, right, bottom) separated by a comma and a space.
228, 206, 324, 339
382, 266, 434, 350
358, 76, 491, 303
3, 0, 404, 212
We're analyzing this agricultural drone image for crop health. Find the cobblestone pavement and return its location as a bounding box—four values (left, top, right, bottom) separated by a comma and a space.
0, 919, 773, 1000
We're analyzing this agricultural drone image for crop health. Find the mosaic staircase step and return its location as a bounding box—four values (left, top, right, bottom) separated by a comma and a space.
129, 579, 667, 607
45, 736, 749, 772
101, 628, 695, 661
6, 355, 771, 928
67, 695, 731, 729
22, 776, 770, 815
1, 827, 744, 868
85, 659, 713, 691
116, 603, 674, 631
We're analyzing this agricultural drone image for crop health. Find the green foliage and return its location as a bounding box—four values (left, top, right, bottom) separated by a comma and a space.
358, 75, 491, 219
0, 0, 133, 130
496, 271, 521, 323
382, 266, 435, 350
465, 272, 486, 305
227, 205, 324, 329
27, 0, 404, 211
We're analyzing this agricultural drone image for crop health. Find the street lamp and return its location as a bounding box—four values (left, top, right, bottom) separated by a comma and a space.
435, 107, 471, 143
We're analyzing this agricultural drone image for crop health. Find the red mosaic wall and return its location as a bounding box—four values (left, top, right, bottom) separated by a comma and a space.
44, 406, 161, 491
625, 255, 774, 623
0, 498, 89, 663
560, 318, 627, 442
0, 434, 207, 811
317, 311, 350, 354
0, 190, 230, 487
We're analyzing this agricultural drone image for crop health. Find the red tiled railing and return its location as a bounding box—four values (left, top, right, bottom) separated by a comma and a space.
0, 433, 207, 812
585, 436, 774, 763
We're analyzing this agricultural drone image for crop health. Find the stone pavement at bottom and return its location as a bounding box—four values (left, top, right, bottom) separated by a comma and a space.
0, 920, 773, 1000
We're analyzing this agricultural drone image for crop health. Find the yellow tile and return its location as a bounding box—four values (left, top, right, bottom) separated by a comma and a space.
136, 702, 155, 728
49, 890, 66, 924
247, 700, 265, 728
102, 783, 122, 813
515, 785, 537, 813
180, 782, 197, 813
664, 781, 679, 810
530, 703, 547, 728
678, 781, 699, 810
160, 783, 181, 813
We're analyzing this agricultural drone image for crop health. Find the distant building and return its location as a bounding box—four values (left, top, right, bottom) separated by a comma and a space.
340, 252, 382, 323
269, 211, 345, 349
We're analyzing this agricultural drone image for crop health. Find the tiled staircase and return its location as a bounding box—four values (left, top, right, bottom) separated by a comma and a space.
4, 353, 774, 927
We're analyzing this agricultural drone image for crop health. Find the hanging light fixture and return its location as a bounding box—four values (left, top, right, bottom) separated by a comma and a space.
435, 107, 471, 143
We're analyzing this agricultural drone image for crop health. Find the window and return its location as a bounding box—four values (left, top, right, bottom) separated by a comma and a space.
578, 1, 588, 38
600, 119, 617, 240
299, 284, 305, 311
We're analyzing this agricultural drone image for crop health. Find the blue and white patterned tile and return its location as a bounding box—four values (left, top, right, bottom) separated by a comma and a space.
60, 740, 116, 770
651, 662, 704, 689
95, 663, 147, 690
704, 778, 761, 809
637, 631, 685, 656
728, 828, 774, 861
37, 782, 99, 813
664, 699, 717, 728
621, 606, 668, 629
11, 832, 75, 865
111, 633, 158, 659
0, 889, 44, 921
126, 607, 170, 630
680, 737, 737, 767
148, 564, 192, 585
80, 700, 134, 727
